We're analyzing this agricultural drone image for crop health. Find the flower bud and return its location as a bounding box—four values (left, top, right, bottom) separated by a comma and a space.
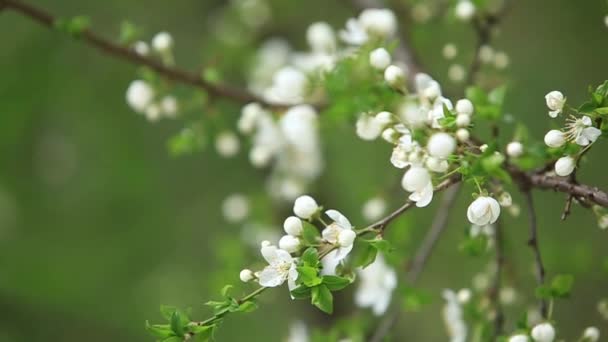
369, 48, 392, 70
152, 31, 173, 52
402, 166, 431, 192
215, 131, 240, 158
356, 114, 383, 140
545, 91, 565, 118
456, 128, 470, 142
457, 288, 472, 303
480, 144, 488, 152
467, 196, 500, 225
126, 80, 154, 113
582, 327, 600, 342
133, 41, 149, 56
279, 235, 301, 253
599, 215, 608, 229
455, 1, 476, 21
238, 103, 263, 134
506, 141, 524, 158
249, 145, 272, 167
456, 114, 471, 127
240, 269, 255, 283
283, 216, 303, 236
455, 99, 474, 115
499, 192, 512, 207
160, 96, 178, 118
427, 132, 456, 159
509, 335, 530, 342
426, 156, 448, 173
384, 65, 406, 88
293, 195, 320, 219
338, 229, 356, 247
554, 156, 575, 176
442, 43, 457, 60
375, 111, 395, 126
381, 128, 399, 143
359, 8, 397, 37
531, 322, 555, 342
306, 22, 336, 53
544, 130, 566, 148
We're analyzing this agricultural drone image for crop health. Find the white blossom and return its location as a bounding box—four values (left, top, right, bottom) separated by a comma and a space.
279, 234, 301, 253
456, 128, 470, 142
390, 135, 418, 168
448, 64, 466, 83
554, 156, 575, 176
240, 269, 255, 283
133, 41, 149, 55
480, 144, 489, 152
215, 131, 240, 157
494, 51, 510, 69
456, 114, 471, 127
506, 141, 524, 158
467, 196, 500, 225
415, 73, 442, 101
565, 115, 601, 146
238, 103, 265, 134
499, 287, 517, 304
531, 322, 555, 342
249, 145, 273, 167
499, 192, 513, 207
399, 101, 427, 128
283, 216, 303, 236
509, 335, 530, 342
426, 156, 449, 173
545, 91, 565, 118
384, 65, 406, 88
381, 128, 399, 143
257, 243, 298, 291
293, 195, 320, 219
126, 80, 154, 113
402, 166, 434, 207
582, 327, 600, 342
356, 113, 383, 140
457, 288, 472, 304
355, 255, 397, 315
427, 132, 456, 159
455, 99, 474, 116
151, 31, 173, 52
339, 18, 368, 45
321, 210, 356, 275
370, 48, 392, 70
479, 45, 495, 63
359, 8, 397, 38
264, 67, 308, 105
287, 321, 309, 342
455, 1, 476, 21
362, 197, 387, 222
442, 289, 467, 342
160, 96, 178, 118
222, 194, 249, 223
145, 104, 161, 122
544, 130, 566, 148
306, 22, 336, 53
443, 43, 458, 59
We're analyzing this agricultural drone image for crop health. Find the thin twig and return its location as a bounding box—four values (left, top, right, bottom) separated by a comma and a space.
522, 189, 547, 318
0, 0, 279, 107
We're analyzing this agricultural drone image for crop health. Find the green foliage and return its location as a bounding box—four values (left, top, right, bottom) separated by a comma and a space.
54, 16, 91, 37
459, 234, 489, 256
168, 126, 206, 157
535, 274, 574, 299
465, 85, 507, 121
119, 20, 142, 44
352, 237, 392, 268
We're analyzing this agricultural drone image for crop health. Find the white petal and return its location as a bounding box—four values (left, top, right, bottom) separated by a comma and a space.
261, 245, 279, 264
325, 209, 353, 229
258, 266, 286, 287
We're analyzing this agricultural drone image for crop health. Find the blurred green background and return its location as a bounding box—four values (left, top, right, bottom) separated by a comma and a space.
0, 0, 607, 341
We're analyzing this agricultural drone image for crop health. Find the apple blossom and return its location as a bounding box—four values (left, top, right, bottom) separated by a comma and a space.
426, 156, 449, 173
455, 99, 474, 116
499, 192, 513, 207
381, 127, 399, 143
467, 196, 500, 225
215, 131, 240, 157
544, 130, 566, 148
222, 193, 250, 223
375, 111, 395, 127
415, 73, 442, 101
443, 43, 458, 59
321, 210, 356, 274
402, 166, 434, 207
362, 197, 387, 222
257, 244, 298, 291
151, 31, 173, 52
283, 216, 303, 236
456, 128, 470, 142
160, 96, 178, 118
565, 115, 601, 146
293, 195, 320, 219
306, 22, 336, 53
279, 235, 301, 253
531, 322, 555, 342
457, 288, 472, 304
355, 255, 397, 315
582, 327, 600, 342
545, 91, 565, 118
448, 64, 466, 82
240, 269, 255, 283
369, 48, 391, 70
356, 113, 383, 140
133, 41, 149, 56
442, 289, 468, 342
554, 156, 575, 176
358, 8, 397, 38
456, 114, 471, 127
264, 67, 308, 105
506, 141, 524, 158
238, 102, 264, 134
384, 65, 406, 88
126, 80, 154, 113
144, 104, 161, 122
455, 1, 476, 21
427, 132, 456, 159
339, 18, 368, 45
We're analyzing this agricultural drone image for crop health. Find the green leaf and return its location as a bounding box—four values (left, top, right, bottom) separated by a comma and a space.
322, 275, 351, 291
146, 321, 175, 339
535, 284, 553, 299
551, 274, 574, 297
297, 266, 322, 287
163, 337, 182, 342
290, 285, 312, 299
159, 305, 178, 321
170, 312, 185, 337
369, 238, 392, 253
237, 300, 258, 313
352, 240, 378, 268
311, 285, 334, 314
301, 222, 321, 245
301, 247, 320, 267
595, 107, 608, 115
221, 285, 233, 298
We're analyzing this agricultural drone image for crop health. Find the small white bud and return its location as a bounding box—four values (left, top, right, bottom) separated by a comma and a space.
145, 104, 161, 122
293, 195, 320, 219
133, 41, 149, 56
283, 216, 303, 236
152, 31, 173, 52
448, 64, 466, 83
426, 156, 449, 173
599, 215, 608, 229
455, 99, 474, 115
554, 156, 575, 176
356, 114, 383, 140
240, 269, 255, 282
509, 335, 530, 342
457, 288, 472, 303
126, 80, 154, 113
456, 128, 470, 142
494, 51, 510, 69
545, 91, 565, 118
582, 326, 600, 342
506, 141, 524, 158
306, 22, 336, 53
427, 132, 456, 159
531, 322, 555, 342
160, 96, 178, 118
384, 65, 406, 88
222, 194, 249, 223
455, 1, 476, 21
499, 287, 517, 304
338, 229, 356, 247
215, 131, 240, 158
499, 192, 512, 207
508, 203, 521, 217
249, 145, 272, 167
362, 197, 387, 221
279, 235, 301, 253
238, 103, 263, 134
402, 166, 431, 192
467, 196, 501, 226
359, 8, 397, 37
479, 45, 494, 63
375, 111, 395, 126
544, 130, 566, 148
480, 144, 488, 152
381, 128, 399, 143
456, 114, 471, 127
442, 43, 458, 59
369, 48, 392, 70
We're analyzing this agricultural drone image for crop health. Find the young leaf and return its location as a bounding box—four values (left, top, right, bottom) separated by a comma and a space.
551, 274, 574, 298
297, 266, 323, 287
352, 240, 378, 268
170, 311, 185, 337
302, 222, 321, 245
322, 275, 351, 291
146, 321, 175, 339
301, 247, 320, 267
311, 285, 334, 314
290, 285, 312, 299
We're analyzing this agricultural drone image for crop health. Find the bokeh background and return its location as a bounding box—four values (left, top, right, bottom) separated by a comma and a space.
0, 0, 607, 340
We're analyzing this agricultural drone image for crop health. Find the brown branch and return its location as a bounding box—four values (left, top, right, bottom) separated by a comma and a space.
0, 0, 276, 107
522, 189, 548, 318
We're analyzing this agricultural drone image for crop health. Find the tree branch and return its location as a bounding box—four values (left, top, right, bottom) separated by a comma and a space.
0, 0, 276, 107
522, 189, 548, 318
